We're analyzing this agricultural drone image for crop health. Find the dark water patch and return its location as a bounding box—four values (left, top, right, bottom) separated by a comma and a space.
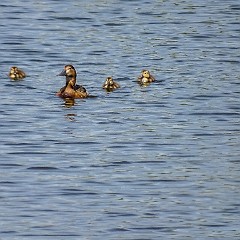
68, 165, 81, 169
80, 62, 107, 66
216, 208, 240, 214
88, 50, 108, 56
139, 31, 156, 35
0, 181, 17, 184
5, 142, 39, 147
53, 16, 93, 22
25, 58, 47, 63
109, 160, 131, 165
11, 49, 42, 54
82, 180, 107, 185
98, 120, 122, 125
232, 203, 240, 207
170, 153, 205, 158
33, 209, 57, 213
36, 16, 56, 22
230, 5, 240, 10
119, 179, 184, 183
9, 151, 50, 155
54, 141, 100, 145
216, 59, 240, 64
6, 12, 29, 16
107, 144, 130, 149
190, 94, 224, 100
90, 161, 131, 168
4, 84, 37, 91
199, 224, 227, 228
0, 163, 23, 167
135, 160, 166, 164
189, 112, 240, 116
17, 214, 34, 218
144, 212, 157, 217
173, 193, 192, 198
119, 0, 139, 2
192, 133, 215, 137
131, 226, 178, 231
136, 11, 167, 17
105, 211, 137, 217
138, 179, 187, 183
2, 41, 24, 45
61, 189, 98, 196
190, 34, 217, 39
230, 160, 240, 164
20, 234, 81, 237
26, 166, 59, 170
104, 22, 126, 27
0, 231, 17, 234
109, 227, 130, 232
61, 189, 85, 194
231, 82, 240, 86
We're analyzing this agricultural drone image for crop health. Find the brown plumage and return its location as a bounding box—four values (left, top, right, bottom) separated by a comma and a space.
137, 69, 155, 85
8, 66, 26, 80
102, 77, 120, 92
56, 65, 89, 99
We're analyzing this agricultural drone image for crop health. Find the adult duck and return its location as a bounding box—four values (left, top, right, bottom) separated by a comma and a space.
8, 66, 26, 80
102, 77, 120, 92
56, 65, 89, 99
137, 69, 155, 85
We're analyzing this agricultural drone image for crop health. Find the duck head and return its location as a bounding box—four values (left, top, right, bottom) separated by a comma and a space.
58, 64, 77, 86
9, 66, 18, 74
105, 77, 114, 86
141, 70, 150, 79
138, 69, 155, 85
102, 76, 120, 91
58, 65, 77, 78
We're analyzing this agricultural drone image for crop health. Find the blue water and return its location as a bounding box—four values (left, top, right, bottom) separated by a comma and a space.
0, 0, 239, 239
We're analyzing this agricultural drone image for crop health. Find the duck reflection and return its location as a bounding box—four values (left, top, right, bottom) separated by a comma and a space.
65, 113, 77, 122
64, 97, 75, 107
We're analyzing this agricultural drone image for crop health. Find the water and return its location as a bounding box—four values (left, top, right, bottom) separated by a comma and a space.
0, 0, 239, 239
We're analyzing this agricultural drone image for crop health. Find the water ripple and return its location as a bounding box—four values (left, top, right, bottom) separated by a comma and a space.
0, 0, 239, 239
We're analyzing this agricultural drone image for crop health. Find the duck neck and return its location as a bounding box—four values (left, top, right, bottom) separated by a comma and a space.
66, 76, 76, 86
65, 79, 75, 90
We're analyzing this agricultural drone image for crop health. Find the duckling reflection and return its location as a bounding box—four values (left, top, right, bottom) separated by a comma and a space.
56, 65, 89, 99
137, 69, 155, 85
8, 66, 26, 80
102, 77, 120, 92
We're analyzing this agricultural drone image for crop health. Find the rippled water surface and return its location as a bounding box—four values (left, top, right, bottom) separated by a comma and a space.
0, 0, 240, 239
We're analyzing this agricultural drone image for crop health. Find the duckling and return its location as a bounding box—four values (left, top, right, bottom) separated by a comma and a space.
102, 77, 120, 92
56, 65, 89, 99
137, 69, 155, 85
8, 66, 26, 80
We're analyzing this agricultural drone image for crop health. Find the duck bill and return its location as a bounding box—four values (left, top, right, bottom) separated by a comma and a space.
57, 69, 66, 76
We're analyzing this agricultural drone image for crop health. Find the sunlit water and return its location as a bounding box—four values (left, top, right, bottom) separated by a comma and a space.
0, 0, 239, 239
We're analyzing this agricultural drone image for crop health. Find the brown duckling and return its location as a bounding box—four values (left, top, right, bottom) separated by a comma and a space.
8, 66, 26, 80
56, 65, 89, 99
102, 77, 120, 92
137, 69, 155, 85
